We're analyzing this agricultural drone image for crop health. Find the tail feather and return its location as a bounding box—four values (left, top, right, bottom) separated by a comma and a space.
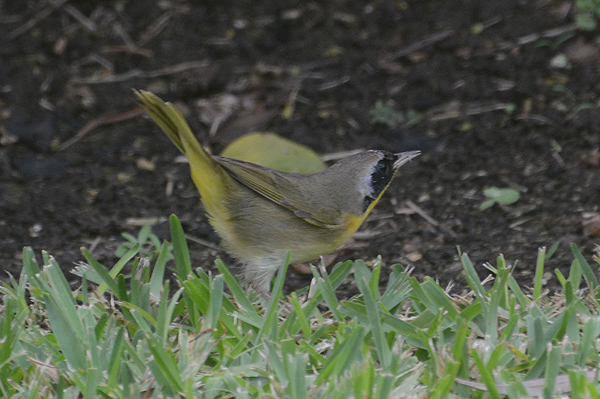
135, 90, 227, 213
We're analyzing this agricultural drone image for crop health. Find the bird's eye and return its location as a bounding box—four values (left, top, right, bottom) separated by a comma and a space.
377, 162, 388, 173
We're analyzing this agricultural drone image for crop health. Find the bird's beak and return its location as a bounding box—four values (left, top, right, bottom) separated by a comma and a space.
393, 150, 421, 169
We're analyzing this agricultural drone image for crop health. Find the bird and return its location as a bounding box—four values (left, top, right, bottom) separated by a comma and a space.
135, 90, 420, 293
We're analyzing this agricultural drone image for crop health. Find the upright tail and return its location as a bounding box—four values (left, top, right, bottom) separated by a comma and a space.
135, 90, 228, 213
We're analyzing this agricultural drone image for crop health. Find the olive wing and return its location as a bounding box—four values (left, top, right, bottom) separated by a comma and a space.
214, 156, 343, 228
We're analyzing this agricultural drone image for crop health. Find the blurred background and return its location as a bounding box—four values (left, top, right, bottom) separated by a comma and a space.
1, 0, 598, 295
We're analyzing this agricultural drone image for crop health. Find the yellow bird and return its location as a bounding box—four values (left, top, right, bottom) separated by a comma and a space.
136, 90, 420, 293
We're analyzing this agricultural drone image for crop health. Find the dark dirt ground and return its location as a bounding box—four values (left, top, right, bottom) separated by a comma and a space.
1, 0, 599, 297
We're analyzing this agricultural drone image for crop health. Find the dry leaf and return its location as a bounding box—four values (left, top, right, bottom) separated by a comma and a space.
221, 132, 326, 174
583, 212, 600, 237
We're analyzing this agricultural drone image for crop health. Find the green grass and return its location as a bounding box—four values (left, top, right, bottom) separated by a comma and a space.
1, 215, 600, 398
575, 0, 600, 31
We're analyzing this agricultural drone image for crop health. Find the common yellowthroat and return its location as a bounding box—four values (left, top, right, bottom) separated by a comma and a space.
135, 90, 420, 293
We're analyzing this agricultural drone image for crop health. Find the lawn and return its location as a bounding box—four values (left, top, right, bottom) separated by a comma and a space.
2, 216, 599, 398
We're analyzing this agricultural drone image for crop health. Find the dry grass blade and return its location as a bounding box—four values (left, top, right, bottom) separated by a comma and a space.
59, 107, 145, 150
70, 60, 211, 84
390, 29, 455, 60
9, 0, 69, 39
456, 369, 600, 396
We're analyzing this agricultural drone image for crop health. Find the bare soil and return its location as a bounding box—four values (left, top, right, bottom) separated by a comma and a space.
1, 0, 599, 297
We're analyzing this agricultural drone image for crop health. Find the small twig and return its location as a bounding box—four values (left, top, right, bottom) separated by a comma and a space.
59, 107, 145, 150
70, 60, 210, 84
318, 75, 350, 91
112, 22, 136, 49
405, 200, 439, 227
390, 29, 455, 60
426, 100, 511, 121
464, 101, 512, 116
63, 4, 97, 32
479, 15, 503, 31
403, 200, 458, 238
515, 114, 556, 125
232, 60, 336, 75
9, 0, 70, 39
509, 217, 533, 229
184, 234, 223, 252
71, 53, 115, 74
137, 8, 187, 47
100, 45, 153, 58
84, 237, 102, 253
28, 358, 60, 383
516, 23, 577, 46
478, 23, 578, 55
